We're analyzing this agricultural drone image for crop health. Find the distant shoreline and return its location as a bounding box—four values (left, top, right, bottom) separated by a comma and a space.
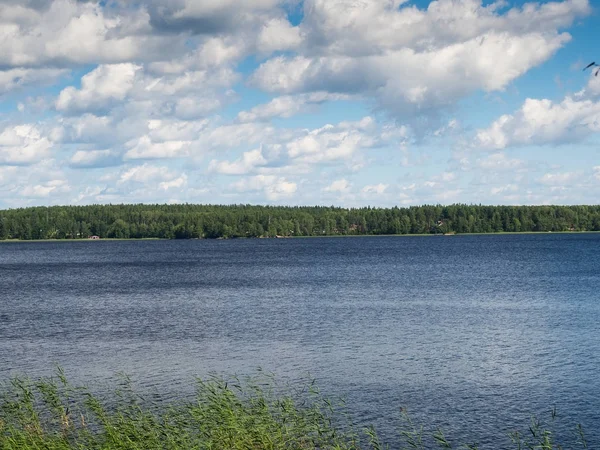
1, 230, 598, 243
2, 204, 598, 240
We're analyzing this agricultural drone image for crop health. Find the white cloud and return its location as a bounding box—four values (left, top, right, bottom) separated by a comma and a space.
192, 37, 245, 69
0, 124, 53, 165
0, 0, 175, 68
250, 0, 589, 120
0, 166, 18, 185
198, 122, 277, 150
21, 179, 69, 198
208, 148, 267, 175
233, 174, 297, 200
149, 37, 244, 74
237, 92, 350, 122
124, 136, 192, 160
582, 73, 600, 98
143, 68, 238, 96
154, 0, 281, 33
434, 189, 464, 202
58, 114, 118, 144
538, 171, 580, 185
439, 172, 457, 182
159, 174, 187, 190
146, 119, 210, 142
56, 64, 141, 114
362, 183, 387, 195
324, 179, 351, 193
70, 149, 120, 168
0, 68, 67, 95
118, 163, 182, 184
286, 117, 377, 164
490, 184, 518, 195
257, 18, 303, 54
475, 97, 600, 149
205, 116, 410, 180
476, 153, 527, 171
0, 0, 597, 208
121, 118, 212, 160
173, 96, 223, 119
264, 179, 297, 200
252, 32, 571, 114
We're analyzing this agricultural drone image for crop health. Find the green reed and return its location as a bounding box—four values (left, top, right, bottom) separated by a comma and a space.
0, 369, 589, 449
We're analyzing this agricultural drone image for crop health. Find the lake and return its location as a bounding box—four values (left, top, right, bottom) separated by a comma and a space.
1, 234, 599, 447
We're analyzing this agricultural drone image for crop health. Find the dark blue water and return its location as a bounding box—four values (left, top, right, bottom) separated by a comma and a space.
1, 234, 599, 447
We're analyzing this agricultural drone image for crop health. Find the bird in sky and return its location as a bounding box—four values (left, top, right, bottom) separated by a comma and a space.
583, 62, 600, 76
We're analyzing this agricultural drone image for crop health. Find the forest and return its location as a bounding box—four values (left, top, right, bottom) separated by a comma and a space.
0, 204, 599, 240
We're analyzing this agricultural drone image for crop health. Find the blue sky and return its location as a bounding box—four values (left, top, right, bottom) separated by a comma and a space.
0, 0, 599, 208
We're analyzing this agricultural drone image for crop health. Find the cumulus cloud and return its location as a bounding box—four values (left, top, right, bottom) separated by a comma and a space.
301, 0, 588, 53
538, 171, 580, 185
143, 68, 238, 96
0, 166, 18, 186
197, 123, 277, 151
582, 74, 600, 98
21, 179, 69, 198
159, 174, 188, 190
124, 136, 192, 160
0, 0, 177, 68
237, 92, 350, 122
56, 64, 141, 114
122, 119, 211, 160
145, 0, 282, 34
490, 184, 519, 195
58, 114, 120, 144
0, 0, 597, 208
0, 68, 66, 95
208, 148, 267, 175
205, 116, 412, 184
361, 183, 387, 195
69, 149, 121, 168
0, 124, 53, 165
0, 159, 74, 205
257, 18, 303, 54
476, 153, 527, 171
233, 174, 297, 200
474, 96, 600, 149
323, 179, 351, 193
250, 0, 589, 120
286, 117, 378, 164
117, 164, 186, 190
251, 32, 571, 117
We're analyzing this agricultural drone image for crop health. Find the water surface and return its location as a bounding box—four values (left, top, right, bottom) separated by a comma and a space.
1, 234, 599, 447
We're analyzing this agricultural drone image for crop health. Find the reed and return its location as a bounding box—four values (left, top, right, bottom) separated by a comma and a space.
0, 369, 589, 449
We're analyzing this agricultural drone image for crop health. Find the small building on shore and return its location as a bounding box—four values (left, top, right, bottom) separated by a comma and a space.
89, 235, 101, 240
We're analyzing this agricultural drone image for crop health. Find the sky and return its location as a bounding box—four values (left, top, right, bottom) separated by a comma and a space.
0, 0, 599, 209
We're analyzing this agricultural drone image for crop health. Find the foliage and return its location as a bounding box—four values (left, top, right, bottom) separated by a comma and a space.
0, 371, 361, 450
0, 371, 590, 449
0, 203, 599, 240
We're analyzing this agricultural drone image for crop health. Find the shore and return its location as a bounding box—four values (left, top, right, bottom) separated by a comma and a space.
1, 230, 598, 243
0, 371, 588, 450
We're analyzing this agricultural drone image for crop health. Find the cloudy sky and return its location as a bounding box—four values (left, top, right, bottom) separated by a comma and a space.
1, 0, 599, 208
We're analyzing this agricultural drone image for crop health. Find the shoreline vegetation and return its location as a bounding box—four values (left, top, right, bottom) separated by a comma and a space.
1, 230, 599, 244
0, 371, 588, 450
1, 204, 600, 241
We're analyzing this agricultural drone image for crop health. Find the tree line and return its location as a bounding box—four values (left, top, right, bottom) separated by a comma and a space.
0, 204, 599, 240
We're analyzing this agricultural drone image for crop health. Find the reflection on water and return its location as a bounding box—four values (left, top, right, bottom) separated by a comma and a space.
1, 234, 599, 446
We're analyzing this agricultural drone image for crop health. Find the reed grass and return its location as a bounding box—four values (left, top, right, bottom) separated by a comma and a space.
0, 369, 589, 449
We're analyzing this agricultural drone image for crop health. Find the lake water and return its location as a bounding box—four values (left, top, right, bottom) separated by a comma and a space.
1, 234, 599, 447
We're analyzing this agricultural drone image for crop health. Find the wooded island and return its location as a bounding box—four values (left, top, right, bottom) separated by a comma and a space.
0, 204, 599, 240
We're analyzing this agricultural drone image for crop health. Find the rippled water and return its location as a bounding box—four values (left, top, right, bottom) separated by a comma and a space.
1, 234, 599, 447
